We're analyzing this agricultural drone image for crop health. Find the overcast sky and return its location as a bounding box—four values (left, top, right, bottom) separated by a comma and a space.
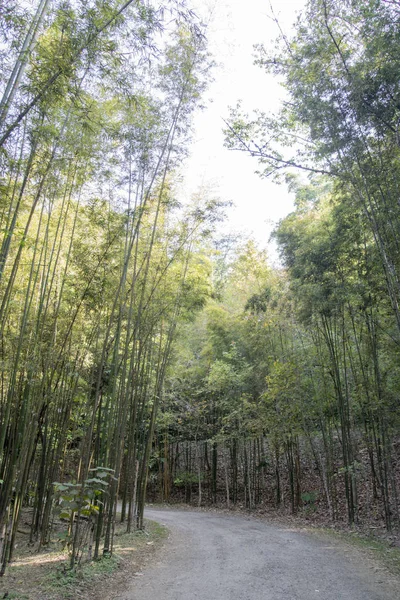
180, 0, 306, 259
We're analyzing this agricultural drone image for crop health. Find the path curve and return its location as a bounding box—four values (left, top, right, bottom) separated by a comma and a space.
116, 508, 399, 600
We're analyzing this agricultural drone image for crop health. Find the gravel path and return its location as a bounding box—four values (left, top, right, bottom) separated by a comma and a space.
116, 508, 399, 600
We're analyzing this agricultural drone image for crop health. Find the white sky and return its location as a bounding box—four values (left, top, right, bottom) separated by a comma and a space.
180, 0, 306, 260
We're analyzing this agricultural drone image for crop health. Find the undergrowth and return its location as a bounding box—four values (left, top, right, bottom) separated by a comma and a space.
0, 518, 168, 600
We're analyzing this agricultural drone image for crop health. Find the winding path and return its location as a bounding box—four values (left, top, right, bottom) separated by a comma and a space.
117, 508, 399, 600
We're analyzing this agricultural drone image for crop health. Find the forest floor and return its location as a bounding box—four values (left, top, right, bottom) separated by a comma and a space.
0, 510, 168, 600
1, 504, 400, 599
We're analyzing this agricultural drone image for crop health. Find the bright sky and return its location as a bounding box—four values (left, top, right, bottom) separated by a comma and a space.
181, 0, 306, 260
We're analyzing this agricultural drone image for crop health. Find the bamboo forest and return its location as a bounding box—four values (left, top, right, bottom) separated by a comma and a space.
1, 0, 400, 597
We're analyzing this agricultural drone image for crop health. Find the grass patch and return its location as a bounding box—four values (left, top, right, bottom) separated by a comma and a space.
45, 553, 121, 599
44, 518, 168, 599
313, 527, 400, 577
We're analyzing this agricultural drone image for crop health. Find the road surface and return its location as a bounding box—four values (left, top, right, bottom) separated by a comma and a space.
116, 508, 399, 600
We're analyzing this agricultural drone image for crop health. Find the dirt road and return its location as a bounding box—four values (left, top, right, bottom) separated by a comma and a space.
116, 508, 399, 600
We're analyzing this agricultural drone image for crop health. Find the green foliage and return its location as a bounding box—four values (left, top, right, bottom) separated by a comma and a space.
301, 491, 318, 507
53, 467, 112, 555
46, 553, 121, 598
173, 471, 201, 487
0, 0, 215, 576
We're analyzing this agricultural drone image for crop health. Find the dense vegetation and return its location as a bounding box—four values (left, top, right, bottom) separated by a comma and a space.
0, 0, 217, 574
1, 0, 400, 580
156, 0, 400, 531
